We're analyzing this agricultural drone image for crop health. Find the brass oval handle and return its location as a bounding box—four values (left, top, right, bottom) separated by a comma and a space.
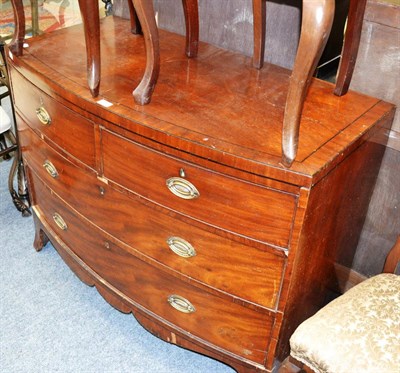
43, 160, 59, 178
53, 213, 67, 231
166, 177, 200, 200
167, 237, 196, 258
36, 106, 52, 126
167, 295, 196, 314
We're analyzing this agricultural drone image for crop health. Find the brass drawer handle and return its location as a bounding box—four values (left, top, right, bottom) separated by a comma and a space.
167, 295, 196, 314
43, 160, 59, 178
166, 177, 200, 200
53, 213, 68, 231
167, 237, 196, 258
36, 106, 52, 126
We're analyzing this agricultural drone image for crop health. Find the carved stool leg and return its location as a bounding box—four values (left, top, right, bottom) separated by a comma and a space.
127, 0, 142, 34
131, 0, 160, 105
78, 0, 101, 97
182, 0, 199, 58
334, 0, 367, 96
9, 0, 25, 56
252, 0, 266, 69
282, 0, 334, 167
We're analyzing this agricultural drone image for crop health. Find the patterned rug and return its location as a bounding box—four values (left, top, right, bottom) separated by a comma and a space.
0, 0, 84, 39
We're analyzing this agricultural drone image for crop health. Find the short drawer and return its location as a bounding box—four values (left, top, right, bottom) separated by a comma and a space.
10, 67, 96, 168
30, 174, 274, 364
102, 129, 297, 248
21, 124, 285, 309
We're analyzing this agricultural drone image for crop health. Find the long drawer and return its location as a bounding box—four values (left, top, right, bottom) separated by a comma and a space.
20, 121, 286, 309
29, 170, 274, 364
10, 67, 96, 168
102, 129, 297, 248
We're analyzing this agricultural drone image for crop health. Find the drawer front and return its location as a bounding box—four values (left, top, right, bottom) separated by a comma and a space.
10, 68, 96, 168
102, 129, 296, 248
21, 124, 285, 309
29, 172, 273, 364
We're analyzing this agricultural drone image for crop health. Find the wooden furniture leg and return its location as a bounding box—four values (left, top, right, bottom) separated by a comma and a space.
252, 0, 266, 69
182, 0, 199, 58
282, 0, 335, 167
9, 0, 25, 56
33, 213, 49, 251
127, 0, 142, 34
131, 0, 160, 105
334, 0, 367, 96
78, 0, 101, 97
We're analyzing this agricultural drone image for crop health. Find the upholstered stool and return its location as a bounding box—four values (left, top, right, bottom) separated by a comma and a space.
290, 274, 400, 373
288, 237, 400, 373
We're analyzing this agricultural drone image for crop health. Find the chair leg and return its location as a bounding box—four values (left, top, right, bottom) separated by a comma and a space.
334, 0, 367, 96
281, 0, 335, 167
252, 0, 266, 69
131, 0, 160, 105
182, 0, 199, 58
9, 0, 26, 56
127, 0, 142, 34
78, 0, 101, 97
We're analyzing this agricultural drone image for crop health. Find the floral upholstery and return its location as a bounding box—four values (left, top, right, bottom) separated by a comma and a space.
290, 273, 400, 373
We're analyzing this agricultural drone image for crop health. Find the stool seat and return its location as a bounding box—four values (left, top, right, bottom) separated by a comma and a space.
290, 273, 400, 373
0, 105, 11, 133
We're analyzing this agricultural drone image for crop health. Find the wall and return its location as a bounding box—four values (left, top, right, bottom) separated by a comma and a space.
349, 0, 400, 276
113, 0, 301, 69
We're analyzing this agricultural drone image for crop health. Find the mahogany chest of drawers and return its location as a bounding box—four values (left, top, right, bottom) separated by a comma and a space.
7, 16, 395, 372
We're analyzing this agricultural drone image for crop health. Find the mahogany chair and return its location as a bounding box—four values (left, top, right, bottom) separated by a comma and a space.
253, 0, 367, 165
10, 1, 360, 167
281, 236, 400, 373
253, 0, 367, 96
77, 0, 199, 101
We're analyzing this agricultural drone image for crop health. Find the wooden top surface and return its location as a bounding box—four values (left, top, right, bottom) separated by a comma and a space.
11, 16, 394, 187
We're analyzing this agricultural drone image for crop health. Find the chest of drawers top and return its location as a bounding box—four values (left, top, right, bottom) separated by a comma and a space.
9, 16, 394, 189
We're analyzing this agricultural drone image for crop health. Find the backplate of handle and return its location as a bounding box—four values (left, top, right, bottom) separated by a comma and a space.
36, 106, 51, 126
166, 177, 199, 200
167, 236, 196, 258
167, 294, 196, 314
43, 160, 59, 178
53, 213, 67, 231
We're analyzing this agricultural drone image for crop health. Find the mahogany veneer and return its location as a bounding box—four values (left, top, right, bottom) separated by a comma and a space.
7, 16, 395, 372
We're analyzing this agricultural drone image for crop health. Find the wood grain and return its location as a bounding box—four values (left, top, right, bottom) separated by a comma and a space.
29, 170, 274, 364
101, 128, 297, 247
19, 120, 287, 310
11, 69, 96, 168
8, 16, 389, 187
